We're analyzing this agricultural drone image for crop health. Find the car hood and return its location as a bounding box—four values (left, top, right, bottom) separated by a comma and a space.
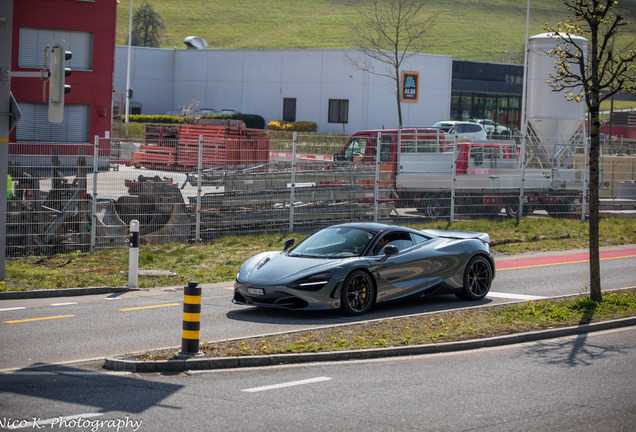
239, 252, 346, 285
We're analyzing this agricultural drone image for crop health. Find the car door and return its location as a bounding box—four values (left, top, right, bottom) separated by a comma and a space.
371, 232, 436, 301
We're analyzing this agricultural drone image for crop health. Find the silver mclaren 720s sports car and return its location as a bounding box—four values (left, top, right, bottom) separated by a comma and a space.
233, 222, 495, 316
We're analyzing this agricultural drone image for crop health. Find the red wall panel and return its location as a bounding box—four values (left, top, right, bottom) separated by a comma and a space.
11, 0, 117, 141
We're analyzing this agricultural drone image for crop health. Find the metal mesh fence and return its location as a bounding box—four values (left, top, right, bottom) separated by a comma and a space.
6, 131, 636, 257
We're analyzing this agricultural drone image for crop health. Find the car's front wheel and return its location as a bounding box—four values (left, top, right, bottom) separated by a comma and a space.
340, 270, 375, 315
457, 255, 493, 300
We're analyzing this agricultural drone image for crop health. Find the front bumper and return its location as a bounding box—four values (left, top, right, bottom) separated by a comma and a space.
233, 281, 340, 311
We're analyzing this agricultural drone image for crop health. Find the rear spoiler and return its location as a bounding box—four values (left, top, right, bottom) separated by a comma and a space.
421, 229, 490, 245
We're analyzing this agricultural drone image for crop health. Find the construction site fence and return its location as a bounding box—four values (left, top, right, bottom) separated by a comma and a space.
6, 133, 636, 258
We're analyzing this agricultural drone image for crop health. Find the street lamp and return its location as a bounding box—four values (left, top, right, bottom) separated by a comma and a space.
504, 50, 511, 64
125, 0, 133, 125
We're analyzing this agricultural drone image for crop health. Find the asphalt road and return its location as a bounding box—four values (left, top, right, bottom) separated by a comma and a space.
1, 326, 634, 431
0, 246, 634, 372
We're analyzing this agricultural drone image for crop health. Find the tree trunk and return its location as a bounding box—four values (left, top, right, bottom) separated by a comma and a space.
395, 69, 403, 127
587, 17, 602, 303
588, 107, 602, 302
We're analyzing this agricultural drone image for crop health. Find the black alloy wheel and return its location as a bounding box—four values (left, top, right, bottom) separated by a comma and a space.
457, 255, 493, 300
341, 270, 375, 315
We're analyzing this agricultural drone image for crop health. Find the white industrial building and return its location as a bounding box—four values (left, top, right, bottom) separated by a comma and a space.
114, 46, 453, 133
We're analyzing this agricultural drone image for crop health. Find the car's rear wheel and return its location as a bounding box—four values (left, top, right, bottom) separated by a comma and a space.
340, 270, 375, 315
457, 255, 493, 300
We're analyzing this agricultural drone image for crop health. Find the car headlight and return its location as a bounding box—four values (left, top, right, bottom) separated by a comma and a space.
288, 272, 333, 291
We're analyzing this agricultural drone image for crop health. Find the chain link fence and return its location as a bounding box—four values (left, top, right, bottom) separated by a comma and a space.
6, 131, 636, 257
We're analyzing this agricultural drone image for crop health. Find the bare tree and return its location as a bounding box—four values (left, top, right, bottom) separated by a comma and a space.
544, 0, 635, 302
349, 0, 438, 127
130, 0, 166, 48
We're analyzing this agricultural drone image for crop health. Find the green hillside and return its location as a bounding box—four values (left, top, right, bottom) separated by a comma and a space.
115, 0, 636, 63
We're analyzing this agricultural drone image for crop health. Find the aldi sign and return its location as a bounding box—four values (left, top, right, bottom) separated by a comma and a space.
401, 71, 419, 102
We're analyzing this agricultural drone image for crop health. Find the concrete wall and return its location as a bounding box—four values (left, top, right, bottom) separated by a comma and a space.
114, 46, 176, 116
114, 46, 452, 133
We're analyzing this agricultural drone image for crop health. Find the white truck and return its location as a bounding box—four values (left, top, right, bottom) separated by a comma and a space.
334, 127, 586, 218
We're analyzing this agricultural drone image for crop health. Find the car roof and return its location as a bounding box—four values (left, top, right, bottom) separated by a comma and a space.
328, 222, 427, 236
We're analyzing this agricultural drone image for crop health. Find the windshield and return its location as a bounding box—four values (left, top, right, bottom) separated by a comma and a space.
432, 122, 454, 132
342, 137, 367, 161
289, 226, 375, 258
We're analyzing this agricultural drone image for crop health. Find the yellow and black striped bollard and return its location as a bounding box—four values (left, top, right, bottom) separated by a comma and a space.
179, 281, 202, 357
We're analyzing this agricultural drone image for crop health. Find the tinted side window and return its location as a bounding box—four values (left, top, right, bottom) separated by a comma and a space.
372, 232, 413, 255
411, 233, 431, 244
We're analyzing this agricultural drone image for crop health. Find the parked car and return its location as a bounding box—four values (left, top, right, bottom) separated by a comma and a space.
433, 121, 488, 140
441, 121, 488, 141
233, 222, 495, 315
470, 119, 511, 137
431, 120, 459, 132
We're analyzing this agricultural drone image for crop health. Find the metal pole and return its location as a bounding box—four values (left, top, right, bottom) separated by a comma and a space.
518, 0, 531, 221
124, 0, 133, 126
91, 135, 99, 253
519, 145, 527, 221
128, 219, 139, 288
289, 132, 297, 232
450, 143, 457, 221
0, 2, 13, 279
582, 125, 589, 222
195, 135, 202, 242
374, 132, 381, 222
504, 51, 511, 64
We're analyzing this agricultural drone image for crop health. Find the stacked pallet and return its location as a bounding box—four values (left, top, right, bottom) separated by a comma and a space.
132, 124, 180, 170
177, 125, 233, 168
132, 124, 270, 171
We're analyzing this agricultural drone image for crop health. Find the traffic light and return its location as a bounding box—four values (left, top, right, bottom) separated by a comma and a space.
48, 40, 72, 123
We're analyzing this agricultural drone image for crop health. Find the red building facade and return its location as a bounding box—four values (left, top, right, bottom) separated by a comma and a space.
10, 0, 117, 143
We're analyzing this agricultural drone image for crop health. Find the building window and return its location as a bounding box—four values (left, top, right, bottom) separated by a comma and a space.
450, 91, 522, 132
328, 99, 349, 124
283, 98, 296, 122
19, 27, 93, 71
16, 103, 90, 142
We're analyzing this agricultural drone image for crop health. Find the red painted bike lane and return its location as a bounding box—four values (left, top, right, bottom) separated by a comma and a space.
495, 248, 636, 271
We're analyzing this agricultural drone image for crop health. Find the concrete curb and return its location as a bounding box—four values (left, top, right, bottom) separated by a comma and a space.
103, 316, 636, 372
0, 286, 138, 299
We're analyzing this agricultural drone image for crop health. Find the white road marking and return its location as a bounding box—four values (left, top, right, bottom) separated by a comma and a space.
51, 302, 78, 306
0, 371, 116, 376
7, 413, 103, 430
242, 376, 332, 393
0, 307, 26, 312
488, 291, 548, 300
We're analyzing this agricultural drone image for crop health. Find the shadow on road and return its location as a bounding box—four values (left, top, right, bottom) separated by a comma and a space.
0, 363, 184, 416
226, 293, 493, 325
522, 333, 629, 367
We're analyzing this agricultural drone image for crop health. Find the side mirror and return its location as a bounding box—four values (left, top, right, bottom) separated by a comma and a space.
384, 245, 399, 255
283, 238, 295, 252
378, 244, 398, 262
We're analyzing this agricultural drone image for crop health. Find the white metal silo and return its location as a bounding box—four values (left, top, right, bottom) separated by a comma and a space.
525, 32, 588, 167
